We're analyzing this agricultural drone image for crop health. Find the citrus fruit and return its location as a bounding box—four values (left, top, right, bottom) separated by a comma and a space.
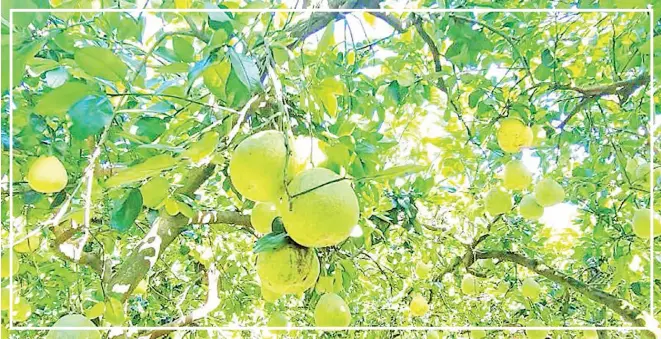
503, 160, 532, 190
1, 251, 19, 278
256, 242, 320, 295
409, 294, 429, 317
1, 288, 10, 310
519, 195, 544, 220
46, 314, 101, 339
470, 329, 487, 339
497, 117, 533, 153
533, 178, 565, 207
484, 188, 512, 216
261, 285, 282, 303
251, 202, 279, 234
27, 156, 68, 193
632, 208, 661, 238
314, 293, 352, 327
521, 277, 541, 301
525, 319, 548, 339
140, 176, 169, 209
229, 130, 292, 202
279, 168, 359, 247
461, 274, 479, 295
267, 312, 289, 334
415, 261, 433, 279
583, 329, 598, 339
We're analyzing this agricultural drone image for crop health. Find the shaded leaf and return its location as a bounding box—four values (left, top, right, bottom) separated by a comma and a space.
110, 189, 143, 232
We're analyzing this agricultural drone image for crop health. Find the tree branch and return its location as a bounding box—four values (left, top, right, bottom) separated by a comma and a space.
105, 164, 216, 301
474, 250, 647, 327
143, 263, 221, 339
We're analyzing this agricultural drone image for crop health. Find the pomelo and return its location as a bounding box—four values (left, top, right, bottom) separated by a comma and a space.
519, 195, 544, 220
256, 243, 319, 295
279, 168, 359, 247
503, 160, 532, 190
46, 314, 101, 339
314, 293, 352, 327
409, 295, 429, 317
497, 117, 533, 153
229, 130, 292, 202
632, 208, 661, 238
485, 188, 512, 216
27, 156, 68, 193
534, 178, 565, 207
461, 274, 479, 295
251, 202, 279, 234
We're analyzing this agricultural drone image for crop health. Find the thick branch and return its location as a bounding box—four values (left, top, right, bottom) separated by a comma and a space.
105, 165, 216, 301
191, 210, 251, 226
144, 263, 221, 339
474, 250, 646, 327
286, 0, 359, 48
558, 73, 650, 97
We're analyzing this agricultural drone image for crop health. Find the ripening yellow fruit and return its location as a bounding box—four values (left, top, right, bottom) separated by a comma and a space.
46, 314, 101, 339
1, 251, 19, 278
27, 156, 68, 193
409, 295, 429, 316
497, 117, 533, 153
525, 319, 548, 339
503, 160, 533, 190
229, 130, 291, 202
261, 285, 282, 303
267, 312, 289, 334
470, 329, 487, 339
583, 329, 598, 339
461, 274, 479, 295
631, 208, 661, 238
346, 50, 356, 65
415, 261, 433, 279
251, 202, 279, 234
519, 195, 544, 220
533, 178, 565, 207
279, 168, 359, 247
314, 293, 352, 327
1, 288, 10, 310
531, 125, 546, 147
521, 277, 542, 301
14, 234, 42, 253
256, 243, 319, 295
291, 136, 327, 174
484, 188, 512, 216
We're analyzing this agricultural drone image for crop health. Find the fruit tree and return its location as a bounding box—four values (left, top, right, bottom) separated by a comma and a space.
0, 0, 660, 338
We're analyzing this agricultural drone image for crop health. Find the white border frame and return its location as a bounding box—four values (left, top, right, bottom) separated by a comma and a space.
1, 6, 656, 335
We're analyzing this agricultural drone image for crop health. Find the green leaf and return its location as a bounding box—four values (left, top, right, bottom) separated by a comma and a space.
172, 36, 195, 63
110, 189, 143, 233
468, 89, 484, 108
156, 62, 189, 74
371, 164, 426, 180
317, 21, 335, 54
135, 117, 167, 142
202, 61, 231, 99
27, 57, 59, 76
140, 176, 169, 209
105, 155, 178, 187
183, 131, 220, 163
228, 48, 261, 92
67, 95, 114, 140
253, 233, 289, 254
541, 49, 555, 67
34, 82, 99, 117
74, 46, 128, 82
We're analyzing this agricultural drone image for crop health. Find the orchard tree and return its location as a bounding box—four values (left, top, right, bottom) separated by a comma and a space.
0, 0, 660, 338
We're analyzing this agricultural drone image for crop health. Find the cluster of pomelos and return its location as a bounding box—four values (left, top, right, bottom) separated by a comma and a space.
228, 130, 356, 328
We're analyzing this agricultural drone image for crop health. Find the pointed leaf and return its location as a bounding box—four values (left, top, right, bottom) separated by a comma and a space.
35, 82, 99, 117
110, 189, 143, 232
105, 155, 178, 187
67, 95, 114, 140
74, 46, 128, 82
228, 48, 261, 92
